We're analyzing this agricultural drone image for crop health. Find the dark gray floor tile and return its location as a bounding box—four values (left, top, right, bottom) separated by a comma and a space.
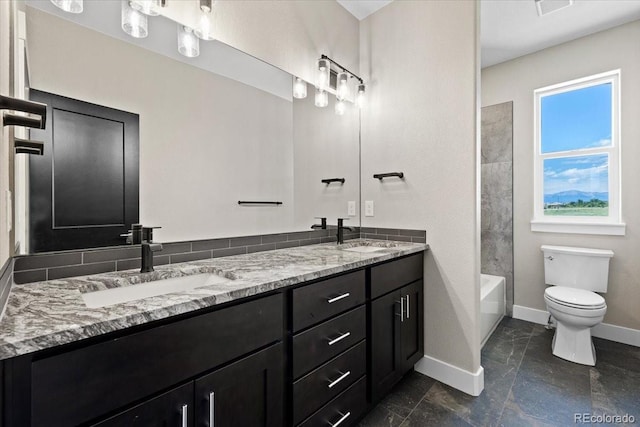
497, 402, 565, 427
507, 373, 592, 426
593, 337, 640, 374
358, 405, 405, 427
399, 400, 473, 427
518, 352, 591, 392
590, 360, 640, 423
379, 371, 436, 417
481, 331, 530, 367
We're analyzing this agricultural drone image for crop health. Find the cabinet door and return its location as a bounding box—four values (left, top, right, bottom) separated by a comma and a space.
91, 382, 193, 427
194, 343, 283, 427
400, 280, 424, 372
370, 289, 402, 403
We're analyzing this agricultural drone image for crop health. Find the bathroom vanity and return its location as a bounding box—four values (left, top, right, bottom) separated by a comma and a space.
0, 240, 426, 426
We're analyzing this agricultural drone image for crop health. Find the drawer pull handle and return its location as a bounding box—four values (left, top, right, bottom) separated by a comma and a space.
329, 411, 351, 427
396, 297, 405, 322
327, 371, 351, 389
328, 331, 351, 346
406, 294, 410, 319
209, 391, 215, 427
327, 292, 350, 304
181, 404, 188, 427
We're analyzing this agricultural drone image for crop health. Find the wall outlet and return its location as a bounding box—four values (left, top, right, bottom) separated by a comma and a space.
348, 201, 356, 216
365, 200, 374, 217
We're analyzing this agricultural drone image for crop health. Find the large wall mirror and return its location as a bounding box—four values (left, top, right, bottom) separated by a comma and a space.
15, 1, 360, 254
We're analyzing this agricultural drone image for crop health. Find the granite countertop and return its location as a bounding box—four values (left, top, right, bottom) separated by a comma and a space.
0, 239, 427, 360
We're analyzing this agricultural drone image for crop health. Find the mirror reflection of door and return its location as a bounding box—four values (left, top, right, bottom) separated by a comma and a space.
27, 90, 139, 253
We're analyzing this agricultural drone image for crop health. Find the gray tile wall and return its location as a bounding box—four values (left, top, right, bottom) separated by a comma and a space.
481, 101, 514, 315
12, 228, 361, 284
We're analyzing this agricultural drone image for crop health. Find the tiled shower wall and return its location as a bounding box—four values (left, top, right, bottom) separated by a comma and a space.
481, 101, 514, 315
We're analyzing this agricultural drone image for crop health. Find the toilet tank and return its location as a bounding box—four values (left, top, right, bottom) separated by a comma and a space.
541, 245, 613, 292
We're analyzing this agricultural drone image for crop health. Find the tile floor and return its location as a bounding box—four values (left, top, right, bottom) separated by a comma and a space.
359, 318, 640, 426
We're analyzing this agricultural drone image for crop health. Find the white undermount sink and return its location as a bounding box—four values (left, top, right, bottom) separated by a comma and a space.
341, 246, 388, 253
81, 273, 232, 308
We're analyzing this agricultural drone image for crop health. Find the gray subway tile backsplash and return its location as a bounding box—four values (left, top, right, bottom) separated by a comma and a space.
12, 227, 425, 284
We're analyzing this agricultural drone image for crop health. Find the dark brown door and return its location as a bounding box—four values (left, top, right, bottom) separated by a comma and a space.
370, 289, 403, 403
28, 89, 139, 252
400, 280, 424, 371
194, 343, 284, 427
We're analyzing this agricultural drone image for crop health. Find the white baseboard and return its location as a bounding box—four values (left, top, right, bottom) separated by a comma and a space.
414, 355, 484, 396
512, 304, 640, 347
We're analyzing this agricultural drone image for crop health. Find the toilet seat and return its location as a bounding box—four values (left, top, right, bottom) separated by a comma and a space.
544, 286, 606, 310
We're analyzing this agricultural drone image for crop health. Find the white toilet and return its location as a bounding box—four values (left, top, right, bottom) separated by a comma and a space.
541, 245, 613, 366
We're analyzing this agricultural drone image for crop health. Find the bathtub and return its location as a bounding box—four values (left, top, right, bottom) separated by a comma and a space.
481, 274, 506, 347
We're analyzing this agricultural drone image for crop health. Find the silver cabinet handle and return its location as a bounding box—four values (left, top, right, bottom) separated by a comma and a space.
327, 292, 350, 304
181, 404, 188, 427
327, 371, 351, 389
396, 296, 405, 322
328, 411, 351, 427
328, 331, 351, 346
209, 391, 215, 427
406, 294, 410, 319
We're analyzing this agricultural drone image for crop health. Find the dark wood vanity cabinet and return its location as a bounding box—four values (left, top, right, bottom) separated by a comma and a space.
1, 251, 425, 427
370, 254, 424, 404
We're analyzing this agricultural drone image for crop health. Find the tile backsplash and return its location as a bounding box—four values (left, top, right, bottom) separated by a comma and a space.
13, 227, 426, 284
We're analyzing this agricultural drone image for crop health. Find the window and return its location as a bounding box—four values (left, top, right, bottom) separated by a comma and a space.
532, 70, 624, 235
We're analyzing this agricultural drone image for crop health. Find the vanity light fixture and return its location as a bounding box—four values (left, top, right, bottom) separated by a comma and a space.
315, 55, 366, 113
177, 25, 200, 58
535, 0, 573, 16
129, 0, 161, 16
50, 0, 83, 14
315, 88, 328, 108
293, 77, 308, 99
194, 0, 215, 40
121, 0, 148, 38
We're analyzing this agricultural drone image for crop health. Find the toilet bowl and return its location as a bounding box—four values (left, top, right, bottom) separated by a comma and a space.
544, 286, 606, 366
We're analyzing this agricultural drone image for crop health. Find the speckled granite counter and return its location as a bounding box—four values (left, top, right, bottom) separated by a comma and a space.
0, 239, 427, 360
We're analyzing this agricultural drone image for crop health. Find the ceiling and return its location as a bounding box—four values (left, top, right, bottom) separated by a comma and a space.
336, 0, 392, 20
481, 0, 640, 68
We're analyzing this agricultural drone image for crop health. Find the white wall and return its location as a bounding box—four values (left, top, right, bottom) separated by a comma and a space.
360, 0, 481, 374
482, 20, 640, 330
0, 1, 14, 266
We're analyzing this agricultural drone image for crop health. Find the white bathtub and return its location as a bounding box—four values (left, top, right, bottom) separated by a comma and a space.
481, 274, 506, 347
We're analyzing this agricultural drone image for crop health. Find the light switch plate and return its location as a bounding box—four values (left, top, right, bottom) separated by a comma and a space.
348, 201, 356, 216
365, 200, 374, 217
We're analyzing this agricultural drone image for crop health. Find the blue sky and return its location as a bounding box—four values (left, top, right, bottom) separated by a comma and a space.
541, 83, 611, 195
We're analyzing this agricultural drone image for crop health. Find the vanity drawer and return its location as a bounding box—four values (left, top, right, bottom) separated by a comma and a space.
298, 376, 367, 427
293, 270, 365, 332
293, 341, 366, 424
30, 293, 283, 427
293, 305, 366, 379
371, 252, 423, 299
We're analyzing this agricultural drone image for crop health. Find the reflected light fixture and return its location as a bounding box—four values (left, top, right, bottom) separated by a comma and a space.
336, 72, 349, 101
129, 0, 160, 16
50, 0, 83, 14
121, 0, 148, 38
356, 84, 366, 109
316, 58, 331, 91
315, 88, 328, 108
293, 77, 308, 99
178, 25, 200, 58
335, 99, 346, 116
194, 0, 215, 40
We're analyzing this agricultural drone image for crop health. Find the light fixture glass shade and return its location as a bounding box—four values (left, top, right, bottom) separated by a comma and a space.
121, 0, 148, 38
335, 99, 346, 116
336, 72, 349, 101
315, 88, 328, 108
356, 84, 366, 108
51, 0, 83, 14
293, 78, 307, 99
316, 59, 330, 91
194, 12, 215, 40
129, 0, 160, 16
178, 25, 200, 58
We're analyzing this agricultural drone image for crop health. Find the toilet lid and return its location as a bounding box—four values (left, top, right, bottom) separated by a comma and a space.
545, 286, 606, 309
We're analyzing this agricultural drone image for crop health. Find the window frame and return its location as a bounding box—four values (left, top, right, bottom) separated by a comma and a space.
531, 69, 624, 236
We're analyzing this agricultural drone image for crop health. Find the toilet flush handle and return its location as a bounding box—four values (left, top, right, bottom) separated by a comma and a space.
546, 256, 554, 261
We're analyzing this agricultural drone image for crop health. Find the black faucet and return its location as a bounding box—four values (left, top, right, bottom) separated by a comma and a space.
337, 218, 354, 245
311, 217, 327, 230
139, 226, 162, 273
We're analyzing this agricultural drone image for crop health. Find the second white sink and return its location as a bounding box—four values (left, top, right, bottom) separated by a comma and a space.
341, 246, 388, 253
82, 273, 232, 308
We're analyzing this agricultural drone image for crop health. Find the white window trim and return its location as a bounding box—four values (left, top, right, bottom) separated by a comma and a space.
531, 69, 625, 236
